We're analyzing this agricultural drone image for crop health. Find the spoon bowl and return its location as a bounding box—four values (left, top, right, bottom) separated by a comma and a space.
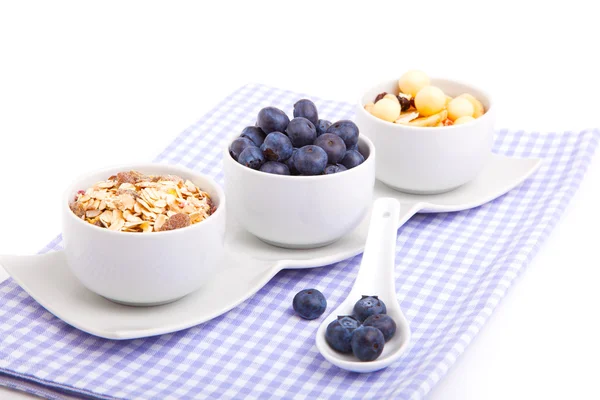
315, 198, 411, 373
316, 296, 411, 373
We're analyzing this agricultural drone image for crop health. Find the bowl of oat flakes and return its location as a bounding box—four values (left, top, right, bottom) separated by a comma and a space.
62, 164, 226, 306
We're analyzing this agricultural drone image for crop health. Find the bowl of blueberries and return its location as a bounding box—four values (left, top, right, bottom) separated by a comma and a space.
224, 99, 375, 249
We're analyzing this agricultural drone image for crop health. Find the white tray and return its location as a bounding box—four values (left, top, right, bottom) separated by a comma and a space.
0, 154, 540, 339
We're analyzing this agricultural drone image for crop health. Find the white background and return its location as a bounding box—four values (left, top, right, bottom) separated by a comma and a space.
1, 1, 599, 399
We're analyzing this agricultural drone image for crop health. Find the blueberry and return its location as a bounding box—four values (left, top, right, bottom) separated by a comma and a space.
260, 132, 293, 162
325, 316, 360, 353
324, 164, 347, 174
326, 120, 359, 148
238, 146, 265, 170
363, 314, 396, 342
285, 117, 317, 148
293, 99, 319, 125
316, 119, 332, 136
351, 326, 385, 361
353, 295, 387, 322
240, 126, 267, 146
285, 148, 299, 175
340, 150, 365, 170
260, 161, 290, 175
229, 137, 256, 161
292, 289, 327, 320
257, 107, 290, 134
294, 145, 328, 176
314, 133, 346, 164
348, 143, 359, 151
337, 315, 360, 331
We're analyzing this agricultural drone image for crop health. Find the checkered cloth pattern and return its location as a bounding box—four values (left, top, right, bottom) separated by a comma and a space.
0, 83, 598, 400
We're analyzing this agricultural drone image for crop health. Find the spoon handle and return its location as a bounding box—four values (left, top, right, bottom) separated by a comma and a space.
349, 198, 401, 297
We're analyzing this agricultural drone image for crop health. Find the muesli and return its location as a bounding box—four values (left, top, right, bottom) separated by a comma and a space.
70, 171, 214, 232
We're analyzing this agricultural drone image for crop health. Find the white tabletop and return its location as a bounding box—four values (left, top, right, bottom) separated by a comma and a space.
1, 1, 599, 399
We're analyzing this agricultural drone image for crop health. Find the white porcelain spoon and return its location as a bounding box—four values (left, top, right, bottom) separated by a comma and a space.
315, 197, 411, 373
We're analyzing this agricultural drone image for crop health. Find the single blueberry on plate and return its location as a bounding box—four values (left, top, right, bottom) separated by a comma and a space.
260, 132, 293, 162
260, 161, 290, 175
316, 119, 332, 136
340, 150, 365, 170
229, 137, 256, 161
314, 133, 347, 164
238, 146, 265, 170
363, 314, 396, 342
285, 117, 317, 148
326, 120, 360, 148
293, 99, 319, 125
325, 316, 360, 353
292, 289, 327, 320
351, 326, 385, 361
294, 145, 328, 175
257, 107, 290, 134
240, 126, 267, 146
324, 164, 347, 175
354, 295, 387, 322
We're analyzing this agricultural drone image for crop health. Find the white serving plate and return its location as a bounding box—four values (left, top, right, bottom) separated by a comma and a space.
0, 154, 540, 340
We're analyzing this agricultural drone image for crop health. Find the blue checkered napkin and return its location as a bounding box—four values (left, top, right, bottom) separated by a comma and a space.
0, 83, 598, 400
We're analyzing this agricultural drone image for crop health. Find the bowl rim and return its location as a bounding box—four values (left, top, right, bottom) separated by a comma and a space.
224, 134, 376, 180
63, 163, 225, 237
356, 76, 495, 131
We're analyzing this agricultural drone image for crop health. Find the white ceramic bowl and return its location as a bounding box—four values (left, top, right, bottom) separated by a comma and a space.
223, 136, 376, 249
355, 78, 495, 194
62, 164, 226, 306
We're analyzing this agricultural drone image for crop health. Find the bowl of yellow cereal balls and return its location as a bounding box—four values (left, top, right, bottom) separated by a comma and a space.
355, 70, 494, 194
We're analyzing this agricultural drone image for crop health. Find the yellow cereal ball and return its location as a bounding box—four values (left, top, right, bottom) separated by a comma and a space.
454, 116, 476, 125
414, 86, 446, 117
398, 70, 430, 97
458, 93, 485, 118
372, 98, 401, 122
364, 102, 375, 113
447, 97, 474, 121
383, 93, 400, 104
